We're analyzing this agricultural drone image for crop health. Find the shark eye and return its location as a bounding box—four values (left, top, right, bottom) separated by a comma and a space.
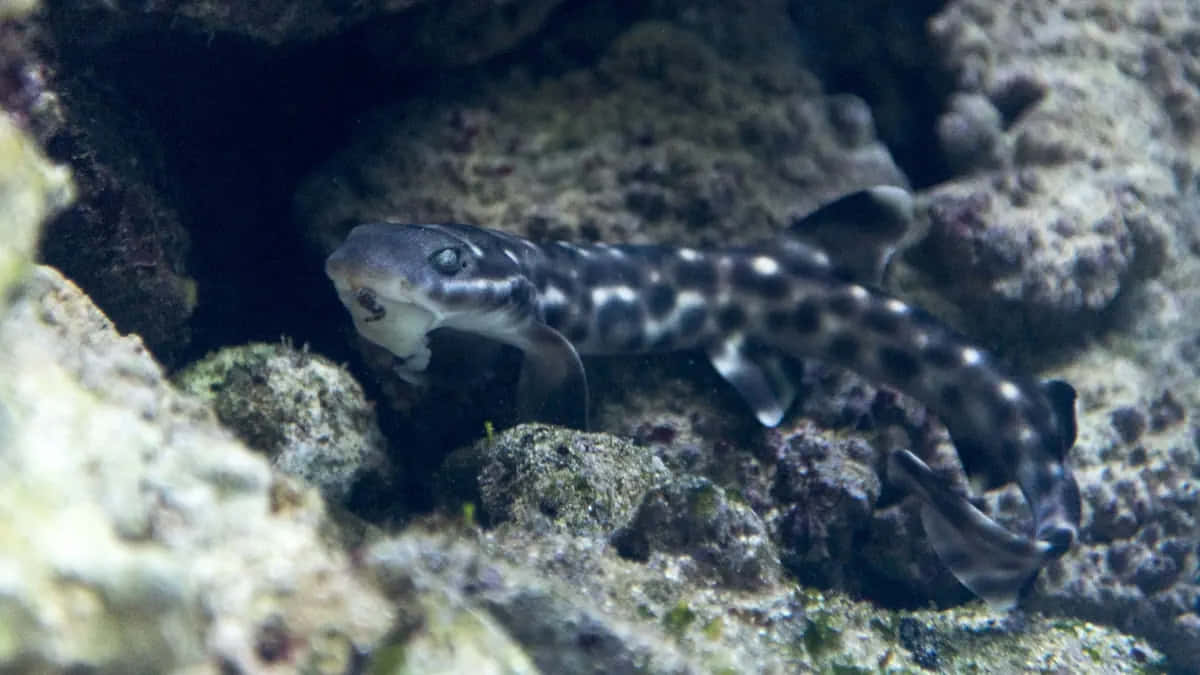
429, 247, 466, 275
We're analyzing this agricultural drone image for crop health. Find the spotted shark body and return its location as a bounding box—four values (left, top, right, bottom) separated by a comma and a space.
325, 186, 1082, 610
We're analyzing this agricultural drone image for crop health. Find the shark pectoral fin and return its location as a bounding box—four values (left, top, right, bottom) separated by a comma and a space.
789, 185, 916, 285
889, 449, 1048, 610
514, 321, 589, 429
706, 337, 795, 427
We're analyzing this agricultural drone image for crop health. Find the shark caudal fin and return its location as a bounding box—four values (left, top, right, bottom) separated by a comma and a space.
889, 449, 1051, 610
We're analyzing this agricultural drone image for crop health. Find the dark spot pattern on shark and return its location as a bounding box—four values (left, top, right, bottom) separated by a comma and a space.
325, 185, 1082, 611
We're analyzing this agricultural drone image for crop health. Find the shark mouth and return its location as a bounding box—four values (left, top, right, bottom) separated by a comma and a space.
343, 287, 438, 375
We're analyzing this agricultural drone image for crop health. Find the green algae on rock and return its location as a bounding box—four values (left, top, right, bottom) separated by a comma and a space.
0, 264, 395, 673
440, 423, 671, 535
175, 341, 392, 503
0, 111, 72, 302
361, 522, 1165, 674
0, 114, 392, 670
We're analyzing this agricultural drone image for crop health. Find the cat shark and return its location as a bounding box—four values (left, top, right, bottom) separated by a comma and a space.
325, 186, 1082, 609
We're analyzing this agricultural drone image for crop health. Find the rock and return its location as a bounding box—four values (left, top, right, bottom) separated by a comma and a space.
297, 20, 907, 257
0, 108, 392, 672
613, 475, 782, 590
440, 423, 670, 535
363, 525, 1165, 674
0, 262, 395, 672
0, 111, 72, 297
914, 0, 1191, 349
175, 341, 392, 503
46, 0, 565, 61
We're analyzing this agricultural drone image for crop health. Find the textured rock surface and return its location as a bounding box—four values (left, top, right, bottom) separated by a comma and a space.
296, 19, 907, 256
0, 268, 395, 671
12, 7, 200, 364
364, 526, 1164, 673
907, 0, 1200, 670
912, 0, 1189, 349
441, 423, 671, 535
46, 0, 565, 60
613, 475, 782, 590
0, 107, 393, 672
0, 111, 72, 294
175, 341, 392, 503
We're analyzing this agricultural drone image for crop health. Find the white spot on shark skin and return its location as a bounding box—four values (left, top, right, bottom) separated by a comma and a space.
675, 290, 704, 312
450, 278, 507, 294
751, 256, 780, 276
591, 285, 637, 307
998, 380, 1021, 401
648, 270, 662, 283
542, 285, 567, 307
885, 298, 909, 314
678, 248, 701, 262
556, 241, 593, 259
961, 347, 983, 366
1017, 426, 1035, 443
849, 285, 870, 302
650, 290, 706, 342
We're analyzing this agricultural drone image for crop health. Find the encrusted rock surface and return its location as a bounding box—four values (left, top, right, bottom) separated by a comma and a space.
46, 0, 565, 61
0, 137, 395, 672
175, 341, 392, 503
613, 475, 783, 591
909, 1, 1200, 670
913, 0, 1189, 349
440, 423, 671, 535
296, 18, 907, 256
363, 524, 1164, 674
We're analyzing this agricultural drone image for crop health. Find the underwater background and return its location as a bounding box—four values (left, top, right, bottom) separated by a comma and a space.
1, 0, 1198, 672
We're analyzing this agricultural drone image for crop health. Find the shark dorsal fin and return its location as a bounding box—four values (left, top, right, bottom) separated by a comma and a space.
789, 185, 915, 286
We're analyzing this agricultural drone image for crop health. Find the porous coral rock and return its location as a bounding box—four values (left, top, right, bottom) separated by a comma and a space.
175, 341, 392, 503
0, 110, 392, 673
440, 423, 671, 535
0, 111, 71, 297
296, 19, 906, 256
0, 264, 395, 673
917, 1, 1200, 670
612, 475, 783, 591
917, 0, 1192, 348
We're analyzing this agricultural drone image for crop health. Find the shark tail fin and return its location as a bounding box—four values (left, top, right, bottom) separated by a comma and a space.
889, 449, 1051, 610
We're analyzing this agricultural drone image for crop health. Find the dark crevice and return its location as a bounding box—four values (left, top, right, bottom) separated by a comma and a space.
789, 0, 955, 189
